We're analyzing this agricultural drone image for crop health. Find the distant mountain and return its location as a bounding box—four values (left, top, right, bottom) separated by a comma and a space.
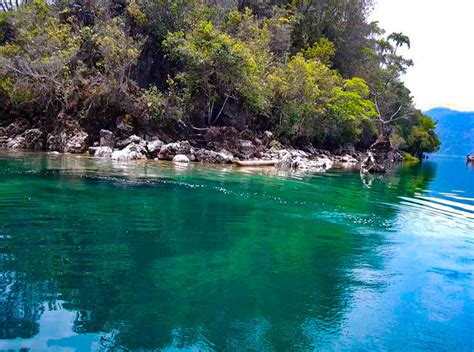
425, 107, 474, 156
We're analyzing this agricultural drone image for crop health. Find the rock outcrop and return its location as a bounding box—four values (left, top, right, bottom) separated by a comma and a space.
274, 150, 333, 172
194, 149, 234, 164
0, 122, 403, 174
64, 130, 89, 153
100, 129, 114, 148
361, 139, 404, 173
146, 139, 164, 159
5, 135, 26, 149
112, 143, 147, 161
24, 129, 44, 150
94, 146, 113, 158
158, 141, 193, 161
5, 118, 30, 137
111, 136, 148, 161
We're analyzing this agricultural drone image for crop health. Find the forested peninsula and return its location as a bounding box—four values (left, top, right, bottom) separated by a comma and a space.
0, 0, 440, 172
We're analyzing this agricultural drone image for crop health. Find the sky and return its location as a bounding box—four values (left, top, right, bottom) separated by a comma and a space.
371, 0, 474, 112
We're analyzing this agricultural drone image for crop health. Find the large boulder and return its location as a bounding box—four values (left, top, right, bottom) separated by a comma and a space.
112, 143, 147, 161
100, 129, 114, 148
46, 132, 67, 152
262, 131, 274, 146
46, 127, 89, 154
276, 153, 296, 170
158, 141, 192, 161
5, 118, 30, 137
65, 130, 89, 153
116, 115, 134, 138
5, 135, 26, 149
147, 139, 164, 159
172, 154, 190, 164
276, 151, 333, 172
23, 129, 44, 150
239, 139, 257, 158
116, 135, 143, 149
0, 136, 8, 147
194, 149, 234, 164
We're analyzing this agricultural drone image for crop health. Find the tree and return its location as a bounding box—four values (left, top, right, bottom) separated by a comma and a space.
0, 0, 81, 114
163, 17, 271, 127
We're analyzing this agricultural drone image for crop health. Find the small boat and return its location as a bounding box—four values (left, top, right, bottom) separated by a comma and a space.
467, 155, 474, 163
234, 160, 278, 167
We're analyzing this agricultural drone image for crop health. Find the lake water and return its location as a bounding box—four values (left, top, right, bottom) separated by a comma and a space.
0, 152, 473, 351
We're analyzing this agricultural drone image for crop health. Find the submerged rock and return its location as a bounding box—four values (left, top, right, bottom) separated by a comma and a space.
46, 128, 89, 154
276, 153, 296, 170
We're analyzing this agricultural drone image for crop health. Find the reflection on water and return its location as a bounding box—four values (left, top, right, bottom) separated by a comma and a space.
0, 152, 473, 350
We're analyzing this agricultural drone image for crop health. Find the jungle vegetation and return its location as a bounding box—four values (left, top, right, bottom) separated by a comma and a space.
0, 0, 440, 156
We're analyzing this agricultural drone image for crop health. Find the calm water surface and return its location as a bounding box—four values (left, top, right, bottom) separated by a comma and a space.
0, 152, 473, 351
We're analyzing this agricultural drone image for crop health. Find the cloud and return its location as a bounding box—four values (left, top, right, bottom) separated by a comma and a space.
371, 0, 474, 111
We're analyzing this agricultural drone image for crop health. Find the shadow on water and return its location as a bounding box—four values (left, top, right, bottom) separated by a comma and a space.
0, 151, 472, 350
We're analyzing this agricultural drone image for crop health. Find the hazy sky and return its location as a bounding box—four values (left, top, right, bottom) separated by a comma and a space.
371, 0, 474, 111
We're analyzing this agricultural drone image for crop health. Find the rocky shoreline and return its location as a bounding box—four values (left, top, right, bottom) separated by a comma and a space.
0, 118, 404, 173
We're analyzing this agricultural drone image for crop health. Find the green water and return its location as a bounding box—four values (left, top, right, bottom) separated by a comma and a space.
0, 151, 473, 351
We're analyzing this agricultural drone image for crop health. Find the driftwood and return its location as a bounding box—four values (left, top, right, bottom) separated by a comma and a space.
234, 160, 277, 167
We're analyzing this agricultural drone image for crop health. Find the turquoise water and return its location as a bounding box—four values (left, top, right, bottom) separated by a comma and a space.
0, 151, 473, 351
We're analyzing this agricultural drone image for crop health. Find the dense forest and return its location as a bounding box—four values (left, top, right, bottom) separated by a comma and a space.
0, 0, 440, 159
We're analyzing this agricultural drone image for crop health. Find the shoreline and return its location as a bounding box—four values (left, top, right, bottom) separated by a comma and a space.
0, 120, 405, 174
0, 144, 394, 176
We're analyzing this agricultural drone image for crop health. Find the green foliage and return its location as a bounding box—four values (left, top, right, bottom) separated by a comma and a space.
0, 11, 14, 45
268, 55, 376, 146
0, 0, 81, 110
326, 78, 377, 146
163, 18, 270, 125
140, 85, 165, 120
401, 151, 420, 164
302, 37, 336, 66
0, 0, 440, 155
0, 0, 143, 120
268, 54, 337, 141
405, 114, 441, 157
93, 18, 142, 88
